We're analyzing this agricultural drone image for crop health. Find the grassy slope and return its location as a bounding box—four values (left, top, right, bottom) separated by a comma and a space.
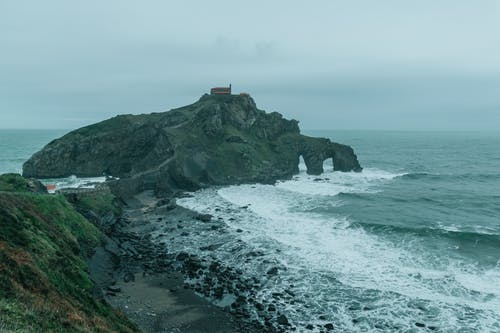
0, 174, 46, 193
0, 174, 139, 333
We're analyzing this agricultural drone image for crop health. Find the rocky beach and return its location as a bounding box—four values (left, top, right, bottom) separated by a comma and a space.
79, 186, 342, 332
3, 113, 500, 332
4, 2, 500, 331
3, 94, 361, 332
79, 188, 268, 332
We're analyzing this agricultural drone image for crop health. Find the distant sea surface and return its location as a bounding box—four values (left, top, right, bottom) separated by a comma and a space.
2, 129, 500, 332
177, 130, 500, 332
0, 129, 67, 174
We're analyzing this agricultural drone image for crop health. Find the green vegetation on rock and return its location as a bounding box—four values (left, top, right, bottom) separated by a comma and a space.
22, 94, 362, 198
0, 173, 47, 193
0, 174, 139, 332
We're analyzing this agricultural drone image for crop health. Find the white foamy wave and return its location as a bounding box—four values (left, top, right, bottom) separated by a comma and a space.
455, 263, 500, 296
215, 185, 500, 308
276, 167, 407, 197
177, 176, 500, 332
40, 175, 108, 193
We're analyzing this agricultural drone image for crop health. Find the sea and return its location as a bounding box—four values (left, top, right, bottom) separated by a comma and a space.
0, 129, 106, 190
1, 129, 499, 332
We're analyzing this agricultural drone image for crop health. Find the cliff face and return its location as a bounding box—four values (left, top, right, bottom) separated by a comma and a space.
0, 174, 139, 332
23, 94, 361, 196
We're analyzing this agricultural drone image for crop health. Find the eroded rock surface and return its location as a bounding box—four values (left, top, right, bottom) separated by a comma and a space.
23, 94, 361, 196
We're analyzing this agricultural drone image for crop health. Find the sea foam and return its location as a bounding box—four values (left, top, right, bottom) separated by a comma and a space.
177, 167, 500, 332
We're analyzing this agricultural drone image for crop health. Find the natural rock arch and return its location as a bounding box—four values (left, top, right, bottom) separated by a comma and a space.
297, 137, 361, 175
23, 94, 362, 196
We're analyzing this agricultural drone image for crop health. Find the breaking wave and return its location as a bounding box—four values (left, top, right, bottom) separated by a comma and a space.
177, 167, 500, 332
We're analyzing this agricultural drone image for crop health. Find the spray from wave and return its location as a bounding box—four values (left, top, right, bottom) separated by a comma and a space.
177, 167, 500, 332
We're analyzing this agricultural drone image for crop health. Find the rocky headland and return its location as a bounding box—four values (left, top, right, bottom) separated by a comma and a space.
23, 94, 361, 197
11, 94, 363, 332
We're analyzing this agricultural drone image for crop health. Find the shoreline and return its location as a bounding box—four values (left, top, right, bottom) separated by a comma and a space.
87, 189, 271, 333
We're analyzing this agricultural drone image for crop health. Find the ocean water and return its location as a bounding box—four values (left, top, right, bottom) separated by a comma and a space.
2, 129, 500, 332
0, 129, 67, 174
0, 129, 108, 190
175, 130, 500, 332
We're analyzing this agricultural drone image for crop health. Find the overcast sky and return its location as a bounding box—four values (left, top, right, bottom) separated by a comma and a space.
1, 1, 500, 130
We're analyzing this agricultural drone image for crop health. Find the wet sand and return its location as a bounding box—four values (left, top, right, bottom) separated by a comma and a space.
107, 272, 247, 333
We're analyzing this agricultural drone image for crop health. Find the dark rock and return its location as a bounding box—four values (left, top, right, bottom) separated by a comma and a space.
324, 323, 334, 330
176, 252, 189, 261
209, 262, 220, 272
176, 192, 194, 198
22, 95, 362, 197
195, 214, 213, 222
268, 304, 276, 311
107, 286, 121, 293
236, 228, 243, 233
415, 322, 426, 328
277, 314, 289, 326
267, 267, 279, 276
306, 324, 314, 330
247, 250, 264, 257
156, 198, 170, 207
213, 287, 224, 299
235, 295, 246, 304
348, 302, 361, 311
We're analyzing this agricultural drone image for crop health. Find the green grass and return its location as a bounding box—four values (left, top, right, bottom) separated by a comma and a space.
74, 192, 122, 217
0, 176, 140, 332
0, 174, 39, 193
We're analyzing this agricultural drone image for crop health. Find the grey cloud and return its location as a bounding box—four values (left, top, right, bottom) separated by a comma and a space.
1, 1, 500, 130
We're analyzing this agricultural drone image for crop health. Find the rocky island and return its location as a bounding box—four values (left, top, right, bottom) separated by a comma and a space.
2, 94, 363, 332
23, 94, 361, 197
